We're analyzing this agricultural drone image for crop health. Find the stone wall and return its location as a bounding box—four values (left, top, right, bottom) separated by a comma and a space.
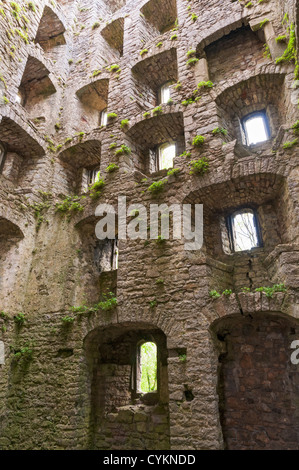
0, 0, 298, 451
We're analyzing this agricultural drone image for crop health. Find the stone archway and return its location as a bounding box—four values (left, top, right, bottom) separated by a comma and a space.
84, 322, 170, 450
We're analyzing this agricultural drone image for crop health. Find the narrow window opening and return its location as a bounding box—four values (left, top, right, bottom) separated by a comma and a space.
159, 81, 173, 105
100, 109, 108, 127
15, 92, 22, 105
158, 142, 176, 170
0, 142, 6, 173
88, 167, 101, 186
242, 111, 270, 146
138, 341, 157, 393
94, 238, 118, 273
228, 209, 262, 252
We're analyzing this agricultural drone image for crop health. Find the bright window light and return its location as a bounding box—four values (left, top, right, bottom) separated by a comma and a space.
160, 82, 172, 104
139, 342, 157, 393
89, 168, 101, 185
243, 113, 269, 145
15, 92, 22, 105
159, 142, 176, 169
100, 109, 108, 126
232, 211, 259, 252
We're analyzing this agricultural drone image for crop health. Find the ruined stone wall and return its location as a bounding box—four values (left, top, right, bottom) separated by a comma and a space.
0, 0, 298, 451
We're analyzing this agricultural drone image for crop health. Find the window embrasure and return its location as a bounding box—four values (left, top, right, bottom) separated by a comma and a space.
226, 209, 262, 253
0, 142, 6, 173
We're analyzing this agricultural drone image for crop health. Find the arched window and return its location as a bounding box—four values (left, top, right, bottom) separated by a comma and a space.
158, 142, 176, 170
242, 110, 270, 146
137, 341, 157, 393
227, 209, 262, 252
159, 81, 173, 105
0, 142, 6, 173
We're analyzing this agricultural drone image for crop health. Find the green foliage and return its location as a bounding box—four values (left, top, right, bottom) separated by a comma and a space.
148, 180, 165, 194
192, 135, 205, 146
92, 21, 100, 30
186, 49, 196, 58
275, 34, 287, 43
109, 64, 120, 72
186, 57, 199, 66
120, 119, 129, 129
245, 2, 252, 7
259, 18, 270, 29
30, 198, 51, 232
240, 287, 251, 293
263, 44, 271, 59
115, 144, 131, 156
275, 23, 296, 67
143, 111, 150, 118
109, 142, 117, 149
14, 312, 25, 325
178, 353, 187, 362
107, 112, 118, 119
174, 81, 182, 90
156, 42, 163, 48
283, 138, 298, 149
149, 300, 157, 308
105, 163, 119, 173
189, 157, 209, 175
179, 151, 191, 158
167, 168, 180, 176
152, 106, 163, 116
70, 293, 117, 315
140, 49, 148, 56
12, 345, 33, 362
191, 13, 198, 21
27, 2, 36, 12
55, 196, 84, 214
15, 28, 29, 44
212, 127, 228, 136
92, 69, 101, 77
166, 98, 174, 105
62, 316, 75, 324
209, 290, 221, 300
222, 289, 233, 296
89, 178, 105, 199
97, 292, 118, 311
255, 283, 287, 298
198, 80, 214, 89
155, 278, 164, 285
155, 235, 166, 245
140, 342, 157, 392
10, 2, 21, 13
291, 120, 299, 135
0, 311, 9, 320
171, 34, 178, 40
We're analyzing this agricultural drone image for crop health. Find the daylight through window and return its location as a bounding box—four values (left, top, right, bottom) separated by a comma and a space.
139, 342, 157, 393
231, 210, 260, 252
243, 112, 269, 145
159, 142, 176, 170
